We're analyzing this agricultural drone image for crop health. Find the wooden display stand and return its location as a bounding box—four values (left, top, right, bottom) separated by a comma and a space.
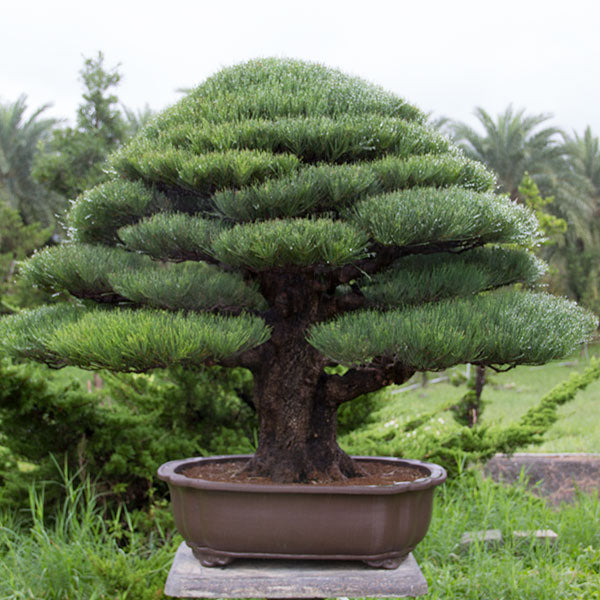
165, 542, 428, 598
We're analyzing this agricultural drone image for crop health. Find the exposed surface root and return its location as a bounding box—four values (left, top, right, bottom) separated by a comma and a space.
241, 450, 367, 483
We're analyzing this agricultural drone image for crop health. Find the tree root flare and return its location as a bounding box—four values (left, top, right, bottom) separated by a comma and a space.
239, 452, 368, 484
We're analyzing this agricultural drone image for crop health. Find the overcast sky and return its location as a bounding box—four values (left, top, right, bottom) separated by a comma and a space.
4, 0, 599, 135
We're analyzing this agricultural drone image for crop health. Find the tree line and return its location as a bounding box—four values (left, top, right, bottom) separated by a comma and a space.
0, 52, 151, 313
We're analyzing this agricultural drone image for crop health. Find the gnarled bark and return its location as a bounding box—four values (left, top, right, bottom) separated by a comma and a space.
244, 335, 362, 482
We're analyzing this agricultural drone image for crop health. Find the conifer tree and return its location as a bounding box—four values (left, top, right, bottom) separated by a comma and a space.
1, 59, 596, 482
33, 52, 126, 200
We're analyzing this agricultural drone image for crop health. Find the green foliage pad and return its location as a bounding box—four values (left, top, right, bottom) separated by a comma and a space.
363, 247, 546, 307
1, 305, 271, 370
352, 187, 541, 248
308, 291, 597, 369
109, 261, 267, 312
212, 218, 370, 270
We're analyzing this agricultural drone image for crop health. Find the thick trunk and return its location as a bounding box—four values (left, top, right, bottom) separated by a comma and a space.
239, 271, 396, 483
243, 335, 362, 483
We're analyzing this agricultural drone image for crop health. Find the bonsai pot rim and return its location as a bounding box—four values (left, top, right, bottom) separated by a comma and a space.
157, 454, 447, 493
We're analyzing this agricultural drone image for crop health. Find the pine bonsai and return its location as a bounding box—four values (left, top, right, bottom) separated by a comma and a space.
1, 59, 596, 483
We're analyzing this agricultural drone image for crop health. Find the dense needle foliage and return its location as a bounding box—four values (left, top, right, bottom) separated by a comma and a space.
0, 58, 596, 481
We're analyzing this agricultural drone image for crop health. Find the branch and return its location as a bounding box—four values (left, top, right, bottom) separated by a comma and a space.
219, 344, 265, 372
487, 363, 517, 373
318, 239, 485, 285
324, 360, 415, 406
332, 244, 403, 283
327, 284, 368, 317
71, 291, 133, 304
134, 247, 222, 266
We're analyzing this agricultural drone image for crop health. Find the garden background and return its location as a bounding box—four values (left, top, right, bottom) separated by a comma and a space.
1, 2, 600, 597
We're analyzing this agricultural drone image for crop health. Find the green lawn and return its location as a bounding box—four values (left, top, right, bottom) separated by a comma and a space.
366, 346, 600, 454
417, 473, 600, 599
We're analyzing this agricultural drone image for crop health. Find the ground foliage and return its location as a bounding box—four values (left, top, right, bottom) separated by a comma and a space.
0, 359, 255, 510
0, 467, 598, 599
340, 358, 600, 477
0, 470, 178, 600
419, 472, 600, 600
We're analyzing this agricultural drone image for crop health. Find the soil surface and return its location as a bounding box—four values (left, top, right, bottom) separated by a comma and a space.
182, 458, 429, 486
485, 453, 600, 505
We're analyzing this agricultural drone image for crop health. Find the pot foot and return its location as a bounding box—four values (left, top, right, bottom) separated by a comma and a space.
189, 545, 234, 568
364, 555, 407, 569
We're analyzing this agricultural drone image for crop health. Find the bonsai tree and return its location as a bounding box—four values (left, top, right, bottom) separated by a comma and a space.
1, 59, 596, 483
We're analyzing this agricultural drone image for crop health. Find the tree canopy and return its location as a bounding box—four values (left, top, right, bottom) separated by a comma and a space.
1, 58, 596, 482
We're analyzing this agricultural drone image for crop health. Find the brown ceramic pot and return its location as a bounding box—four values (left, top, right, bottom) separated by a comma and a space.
157, 454, 446, 569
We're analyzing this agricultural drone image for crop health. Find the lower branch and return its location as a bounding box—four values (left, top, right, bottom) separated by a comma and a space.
219, 345, 265, 371
325, 361, 415, 405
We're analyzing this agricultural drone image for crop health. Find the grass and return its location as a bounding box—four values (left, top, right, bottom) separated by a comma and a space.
368, 345, 600, 454
417, 473, 600, 599
0, 466, 178, 600
483, 357, 600, 453
0, 468, 597, 599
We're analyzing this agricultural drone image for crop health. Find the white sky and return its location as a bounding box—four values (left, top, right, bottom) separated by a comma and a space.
3, 0, 600, 135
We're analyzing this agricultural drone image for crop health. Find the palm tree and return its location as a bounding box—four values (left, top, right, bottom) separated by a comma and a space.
557, 127, 600, 311
445, 107, 598, 398
0, 95, 61, 225
448, 106, 566, 199
564, 126, 600, 195
447, 106, 596, 241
